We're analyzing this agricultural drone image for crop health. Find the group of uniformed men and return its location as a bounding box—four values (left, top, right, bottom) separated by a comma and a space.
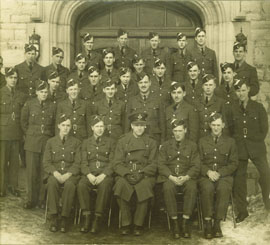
0, 27, 269, 240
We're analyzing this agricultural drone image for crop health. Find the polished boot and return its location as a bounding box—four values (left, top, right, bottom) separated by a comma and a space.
236, 211, 249, 223
182, 218, 191, 238
9, 187, 20, 197
49, 214, 58, 232
172, 219, 180, 239
90, 215, 101, 234
213, 219, 223, 238
80, 214, 91, 233
133, 225, 143, 236
204, 220, 213, 239
23, 201, 33, 209
60, 216, 67, 233
121, 225, 131, 235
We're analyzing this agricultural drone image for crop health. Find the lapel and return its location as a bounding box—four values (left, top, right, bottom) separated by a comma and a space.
126, 132, 147, 152
216, 134, 226, 147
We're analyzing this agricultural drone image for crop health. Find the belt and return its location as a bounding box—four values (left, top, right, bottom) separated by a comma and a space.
243, 128, 247, 135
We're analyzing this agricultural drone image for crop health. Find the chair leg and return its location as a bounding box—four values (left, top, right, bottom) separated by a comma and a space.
230, 193, 237, 228
166, 212, 171, 231
148, 209, 152, 229
44, 194, 49, 224
197, 194, 204, 231
119, 210, 121, 229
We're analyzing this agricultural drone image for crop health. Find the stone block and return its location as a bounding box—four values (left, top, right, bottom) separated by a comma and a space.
0, 29, 14, 41
11, 15, 31, 23
14, 30, 26, 41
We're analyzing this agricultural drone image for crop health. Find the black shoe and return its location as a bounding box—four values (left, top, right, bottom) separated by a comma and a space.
236, 211, 249, 223
49, 214, 58, 232
121, 225, 130, 235
90, 216, 101, 234
23, 201, 33, 209
60, 217, 67, 233
204, 220, 213, 239
80, 215, 91, 233
9, 187, 20, 197
172, 219, 180, 239
213, 219, 223, 238
133, 225, 143, 236
182, 218, 191, 238
0, 192, 6, 197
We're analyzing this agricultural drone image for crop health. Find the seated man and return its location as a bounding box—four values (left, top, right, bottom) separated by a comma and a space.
113, 112, 157, 236
77, 115, 115, 234
198, 112, 238, 239
158, 119, 200, 239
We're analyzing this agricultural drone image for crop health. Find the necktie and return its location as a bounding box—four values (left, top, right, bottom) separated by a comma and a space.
158, 77, 162, 87
235, 63, 239, 70
205, 96, 208, 104
79, 72, 83, 78
72, 100, 75, 108
108, 99, 112, 107
201, 48, 205, 56
191, 80, 195, 89
107, 70, 111, 77
123, 84, 127, 91
226, 83, 230, 93
214, 136, 218, 144
240, 101, 245, 112
11, 88, 14, 97
173, 103, 179, 111
180, 50, 184, 58
96, 137, 100, 144
29, 62, 33, 71
41, 101, 44, 108
152, 49, 157, 56
121, 47, 124, 56
88, 52, 91, 60
52, 91, 56, 101
176, 141, 181, 148
57, 64, 60, 73
143, 95, 147, 101
92, 85, 96, 93
62, 137, 66, 145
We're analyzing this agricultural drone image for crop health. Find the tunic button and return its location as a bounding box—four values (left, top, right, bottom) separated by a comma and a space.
243, 113, 246, 116
42, 117, 44, 120
204, 129, 207, 132
214, 156, 217, 159
177, 158, 180, 161
73, 111, 76, 113
62, 154, 64, 157
192, 96, 195, 99
244, 135, 247, 138
205, 108, 207, 110
243, 121, 246, 124
96, 147, 98, 150
228, 95, 230, 97
205, 115, 207, 117
214, 148, 217, 151
62, 148, 64, 150
110, 110, 112, 113
42, 111, 44, 113
177, 152, 180, 154
74, 118, 76, 120
130, 161, 132, 164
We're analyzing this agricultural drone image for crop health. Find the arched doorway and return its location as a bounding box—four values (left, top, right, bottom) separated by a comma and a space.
75, 1, 203, 57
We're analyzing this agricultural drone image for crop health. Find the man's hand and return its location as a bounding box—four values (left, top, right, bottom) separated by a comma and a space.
62, 172, 72, 183
177, 175, 190, 185
207, 170, 220, 182
95, 173, 106, 185
87, 173, 97, 185
169, 175, 181, 186
126, 174, 138, 185
53, 171, 64, 184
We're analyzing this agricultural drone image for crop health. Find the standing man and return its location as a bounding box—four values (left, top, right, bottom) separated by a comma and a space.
170, 33, 192, 83
21, 80, 56, 209
42, 47, 70, 91
15, 44, 44, 98
113, 28, 137, 69
82, 33, 103, 70
0, 68, 27, 197
190, 28, 218, 78
0, 56, 5, 88
100, 49, 119, 84
158, 119, 200, 239
231, 79, 270, 223
198, 112, 238, 239
113, 112, 157, 235
131, 55, 146, 83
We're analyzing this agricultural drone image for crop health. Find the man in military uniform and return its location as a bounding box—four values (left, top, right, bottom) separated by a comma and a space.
183, 62, 203, 107
43, 114, 81, 233
82, 33, 103, 70
131, 54, 146, 83
68, 53, 88, 88
0, 68, 27, 197
141, 32, 169, 76
113, 28, 137, 69
198, 112, 238, 239
113, 112, 157, 235
93, 80, 125, 141
193, 74, 227, 138
126, 72, 165, 144
169, 33, 193, 83
158, 119, 200, 239
77, 116, 115, 234
21, 80, 56, 209
15, 44, 44, 98
0, 56, 6, 88
56, 79, 91, 140
231, 79, 270, 223
190, 28, 218, 78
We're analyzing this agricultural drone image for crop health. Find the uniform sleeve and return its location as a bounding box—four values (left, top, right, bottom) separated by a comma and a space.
158, 144, 172, 178
67, 140, 81, 175
220, 100, 229, 136
43, 140, 57, 174
159, 102, 166, 143
120, 102, 126, 134
102, 139, 116, 176
218, 139, 238, 177
80, 140, 91, 176
20, 101, 29, 133
141, 139, 158, 176
249, 67, 259, 97
124, 101, 132, 133
212, 51, 219, 79
253, 103, 268, 141
85, 102, 92, 137
186, 143, 200, 178
188, 107, 199, 143
198, 139, 210, 177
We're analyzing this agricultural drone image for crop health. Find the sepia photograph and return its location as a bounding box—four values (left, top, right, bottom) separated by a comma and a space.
0, 0, 270, 244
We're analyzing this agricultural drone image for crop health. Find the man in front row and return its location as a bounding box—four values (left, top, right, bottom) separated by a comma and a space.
158, 119, 200, 239
198, 112, 238, 239
113, 112, 157, 236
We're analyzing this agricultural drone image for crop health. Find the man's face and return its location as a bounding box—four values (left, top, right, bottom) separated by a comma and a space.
36, 88, 48, 101
52, 52, 64, 65
88, 71, 101, 85
103, 53, 115, 67
188, 65, 200, 80
235, 84, 250, 102
83, 37, 94, 51
195, 31, 206, 46
48, 77, 60, 91
117, 33, 128, 48
103, 84, 117, 99
58, 119, 71, 136
66, 84, 79, 100
233, 47, 246, 63
149, 36, 160, 49
171, 87, 185, 103
173, 125, 186, 142
120, 72, 131, 86
203, 80, 216, 96
131, 123, 145, 137
91, 121, 105, 137
153, 64, 166, 78
222, 67, 235, 83
210, 118, 224, 136
133, 59, 145, 73
138, 75, 151, 93
25, 50, 36, 63
177, 36, 187, 49
76, 58, 86, 71
6, 73, 18, 88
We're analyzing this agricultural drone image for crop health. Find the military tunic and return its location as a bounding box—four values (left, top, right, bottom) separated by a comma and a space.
83, 50, 103, 70
183, 79, 204, 107
43, 135, 81, 217
47, 89, 67, 105
0, 86, 27, 195
198, 134, 238, 219
77, 136, 115, 215
67, 71, 88, 88
113, 46, 137, 69
230, 99, 270, 212
0, 72, 5, 88
158, 138, 200, 217
115, 81, 139, 105
100, 68, 120, 85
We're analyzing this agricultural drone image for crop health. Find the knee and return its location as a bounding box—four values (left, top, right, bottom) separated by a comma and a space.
199, 181, 214, 194
64, 180, 76, 191
163, 181, 175, 192
47, 176, 58, 188
185, 180, 197, 194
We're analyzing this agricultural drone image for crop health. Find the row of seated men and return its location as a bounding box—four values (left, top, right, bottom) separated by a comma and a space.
0, 65, 269, 240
